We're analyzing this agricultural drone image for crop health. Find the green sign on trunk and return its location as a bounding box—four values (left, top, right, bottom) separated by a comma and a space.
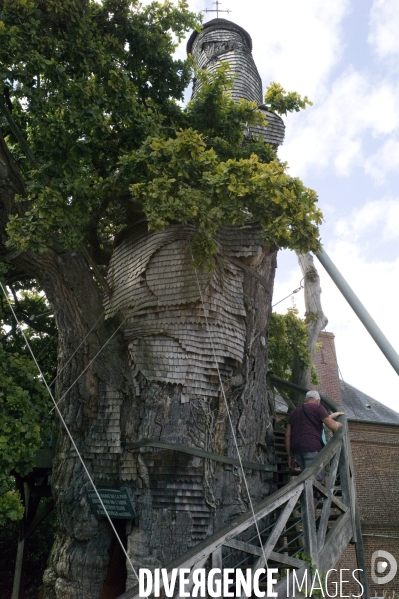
87, 487, 136, 520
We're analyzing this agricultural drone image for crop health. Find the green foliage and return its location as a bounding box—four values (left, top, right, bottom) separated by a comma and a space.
0, 1, 321, 268
1, 0, 200, 253
0, 267, 55, 523
0, 476, 24, 523
119, 66, 322, 268
127, 128, 322, 268
268, 308, 318, 384
0, 267, 57, 381
264, 82, 312, 116
0, 343, 52, 524
183, 65, 274, 161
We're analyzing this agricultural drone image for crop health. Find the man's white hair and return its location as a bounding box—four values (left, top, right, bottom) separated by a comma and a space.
305, 390, 320, 401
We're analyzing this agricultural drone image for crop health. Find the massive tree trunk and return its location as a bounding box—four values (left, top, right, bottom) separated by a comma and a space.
1, 136, 124, 596
2, 136, 277, 596
30, 233, 276, 598
104, 224, 277, 590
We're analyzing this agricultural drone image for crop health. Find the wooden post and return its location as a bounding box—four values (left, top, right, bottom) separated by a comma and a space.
11, 534, 25, 599
339, 427, 357, 541
11, 482, 29, 599
343, 429, 370, 598
300, 478, 318, 568
353, 497, 370, 599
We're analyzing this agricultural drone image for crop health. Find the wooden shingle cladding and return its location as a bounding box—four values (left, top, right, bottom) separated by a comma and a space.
189, 19, 261, 105
103, 221, 277, 566
84, 384, 123, 481
247, 107, 285, 148
188, 18, 285, 149
105, 223, 267, 402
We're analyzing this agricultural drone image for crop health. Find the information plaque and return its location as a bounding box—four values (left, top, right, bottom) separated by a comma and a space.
87, 487, 136, 520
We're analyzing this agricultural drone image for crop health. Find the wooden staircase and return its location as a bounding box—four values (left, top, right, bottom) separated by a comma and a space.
117, 377, 369, 599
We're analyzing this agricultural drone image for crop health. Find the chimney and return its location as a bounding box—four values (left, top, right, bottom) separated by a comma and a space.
312, 331, 343, 406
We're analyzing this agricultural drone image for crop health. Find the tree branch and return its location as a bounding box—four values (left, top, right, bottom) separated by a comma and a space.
86, 196, 112, 265
0, 96, 39, 169
0, 131, 27, 198
293, 251, 328, 388
5, 272, 34, 286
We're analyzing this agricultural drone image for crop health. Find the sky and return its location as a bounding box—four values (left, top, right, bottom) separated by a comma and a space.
150, 0, 399, 412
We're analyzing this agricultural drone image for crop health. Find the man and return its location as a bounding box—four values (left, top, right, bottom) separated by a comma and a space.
285, 390, 344, 478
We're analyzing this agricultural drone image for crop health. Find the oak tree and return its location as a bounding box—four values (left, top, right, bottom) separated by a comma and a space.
0, 1, 322, 596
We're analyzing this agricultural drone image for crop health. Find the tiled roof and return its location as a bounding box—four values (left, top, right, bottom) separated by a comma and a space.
186, 18, 253, 54
340, 380, 399, 425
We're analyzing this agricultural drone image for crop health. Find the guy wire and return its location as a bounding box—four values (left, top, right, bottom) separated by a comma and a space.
49, 316, 127, 414
272, 279, 304, 308
0, 281, 139, 582
49, 311, 105, 388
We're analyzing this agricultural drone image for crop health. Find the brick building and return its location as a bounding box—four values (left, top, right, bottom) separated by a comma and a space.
313, 331, 399, 596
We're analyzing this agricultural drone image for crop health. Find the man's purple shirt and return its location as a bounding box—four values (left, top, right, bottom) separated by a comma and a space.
289, 402, 329, 453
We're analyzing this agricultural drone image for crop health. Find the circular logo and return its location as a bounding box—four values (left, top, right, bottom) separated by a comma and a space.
371, 550, 397, 585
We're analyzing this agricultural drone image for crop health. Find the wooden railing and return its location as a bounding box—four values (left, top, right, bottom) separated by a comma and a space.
118, 379, 369, 598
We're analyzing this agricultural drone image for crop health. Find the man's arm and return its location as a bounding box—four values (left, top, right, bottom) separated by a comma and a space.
323, 416, 343, 432
285, 423, 298, 469
329, 411, 345, 420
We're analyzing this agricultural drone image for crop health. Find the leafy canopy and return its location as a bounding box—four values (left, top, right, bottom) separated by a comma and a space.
0, 345, 52, 523
118, 66, 322, 268
1, 0, 321, 268
1, 0, 199, 256
268, 308, 319, 384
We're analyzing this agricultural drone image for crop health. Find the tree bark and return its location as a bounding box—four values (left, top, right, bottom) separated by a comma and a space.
293, 252, 328, 388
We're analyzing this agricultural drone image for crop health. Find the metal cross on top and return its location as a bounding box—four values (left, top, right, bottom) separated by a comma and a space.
204, 1, 232, 18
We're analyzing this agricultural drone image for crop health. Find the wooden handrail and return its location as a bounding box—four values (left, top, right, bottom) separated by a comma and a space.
118, 427, 347, 599
269, 374, 341, 413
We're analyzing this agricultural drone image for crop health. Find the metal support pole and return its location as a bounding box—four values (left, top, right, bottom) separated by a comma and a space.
316, 249, 399, 377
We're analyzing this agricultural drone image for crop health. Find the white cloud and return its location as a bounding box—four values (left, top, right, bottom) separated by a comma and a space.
365, 139, 399, 184
244, 0, 350, 100
334, 198, 399, 242
369, 0, 399, 60
320, 239, 399, 411
280, 68, 399, 178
